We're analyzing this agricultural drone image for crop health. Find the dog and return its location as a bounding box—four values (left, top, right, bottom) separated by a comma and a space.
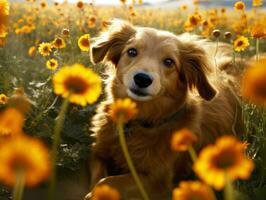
84, 20, 244, 200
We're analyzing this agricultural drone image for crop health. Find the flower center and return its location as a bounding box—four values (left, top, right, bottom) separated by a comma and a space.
43, 46, 49, 52
55, 39, 62, 46
189, 195, 203, 200
255, 82, 266, 98
237, 40, 244, 47
64, 77, 89, 94
213, 152, 236, 169
81, 38, 89, 47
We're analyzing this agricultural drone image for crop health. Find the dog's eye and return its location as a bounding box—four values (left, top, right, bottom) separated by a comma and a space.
127, 48, 138, 57
163, 58, 175, 67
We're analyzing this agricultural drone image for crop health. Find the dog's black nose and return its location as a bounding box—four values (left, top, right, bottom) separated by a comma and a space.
134, 73, 153, 88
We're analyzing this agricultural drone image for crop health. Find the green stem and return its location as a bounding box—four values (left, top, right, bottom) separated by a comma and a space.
49, 98, 70, 200
232, 40, 236, 67
188, 146, 197, 163
224, 174, 234, 200
13, 168, 25, 200
256, 38, 260, 63
117, 118, 149, 200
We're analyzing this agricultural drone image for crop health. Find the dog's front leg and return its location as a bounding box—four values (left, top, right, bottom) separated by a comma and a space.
85, 174, 171, 200
89, 156, 107, 190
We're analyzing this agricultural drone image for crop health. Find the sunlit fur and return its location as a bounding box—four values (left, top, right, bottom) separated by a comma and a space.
86, 20, 244, 200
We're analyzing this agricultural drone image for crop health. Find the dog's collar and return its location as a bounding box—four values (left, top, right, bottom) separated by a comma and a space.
123, 105, 187, 137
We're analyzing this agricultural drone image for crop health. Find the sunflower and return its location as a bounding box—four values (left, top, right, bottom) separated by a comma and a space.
172, 181, 216, 200
233, 36, 249, 52
234, 1, 245, 11
0, 0, 9, 38
188, 13, 202, 26
52, 37, 66, 49
250, 24, 266, 39
46, 59, 58, 70
88, 15, 97, 28
78, 34, 90, 52
179, 4, 188, 11
194, 136, 254, 190
171, 129, 197, 152
109, 98, 138, 123
253, 0, 263, 7
40, 1, 46, 8
241, 59, 266, 106
91, 184, 120, 200
0, 135, 50, 187
28, 46, 36, 57
0, 93, 8, 104
0, 108, 24, 137
38, 42, 52, 57
76, 1, 84, 9
53, 64, 102, 106
120, 0, 126, 4
0, 38, 5, 47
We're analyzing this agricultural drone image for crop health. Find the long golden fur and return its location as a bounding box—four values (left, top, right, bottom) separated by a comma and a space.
84, 20, 243, 200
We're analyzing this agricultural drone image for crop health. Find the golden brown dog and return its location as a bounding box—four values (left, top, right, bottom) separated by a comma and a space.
85, 20, 243, 200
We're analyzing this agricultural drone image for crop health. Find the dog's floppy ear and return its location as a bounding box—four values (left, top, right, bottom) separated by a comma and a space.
90, 20, 136, 65
178, 37, 217, 101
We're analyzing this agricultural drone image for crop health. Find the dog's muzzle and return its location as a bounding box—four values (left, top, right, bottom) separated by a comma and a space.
128, 72, 153, 101
133, 73, 153, 88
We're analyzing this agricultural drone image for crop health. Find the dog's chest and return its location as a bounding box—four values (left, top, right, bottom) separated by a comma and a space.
109, 123, 180, 174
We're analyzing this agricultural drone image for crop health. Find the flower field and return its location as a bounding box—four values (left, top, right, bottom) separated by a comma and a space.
0, 0, 266, 200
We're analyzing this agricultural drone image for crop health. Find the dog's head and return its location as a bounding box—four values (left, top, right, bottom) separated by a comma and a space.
91, 20, 216, 105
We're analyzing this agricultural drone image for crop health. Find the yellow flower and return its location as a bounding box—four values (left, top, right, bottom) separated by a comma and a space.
76, 1, 84, 9
78, 34, 90, 52
250, 24, 266, 39
233, 36, 249, 52
38, 42, 52, 57
171, 129, 197, 151
194, 136, 254, 190
234, 1, 245, 11
241, 59, 266, 106
0, 93, 8, 104
179, 4, 188, 11
253, 0, 263, 6
52, 37, 66, 49
172, 181, 216, 200
40, 1, 46, 8
88, 15, 97, 28
91, 184, 120, 200
8, 88, 32, 114
28, 46, 36, 57
53, 64, 102, 106
188, 13, 202, 26
0, 38, 5, 47
0, 135, 50, 187
109, 98, 138, 123
46, 59, 58, 70
0, 0, 9, 38
0, 108, 24, 137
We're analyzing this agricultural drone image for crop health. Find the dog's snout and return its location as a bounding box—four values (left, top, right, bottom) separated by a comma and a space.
134, 73, 153, 88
